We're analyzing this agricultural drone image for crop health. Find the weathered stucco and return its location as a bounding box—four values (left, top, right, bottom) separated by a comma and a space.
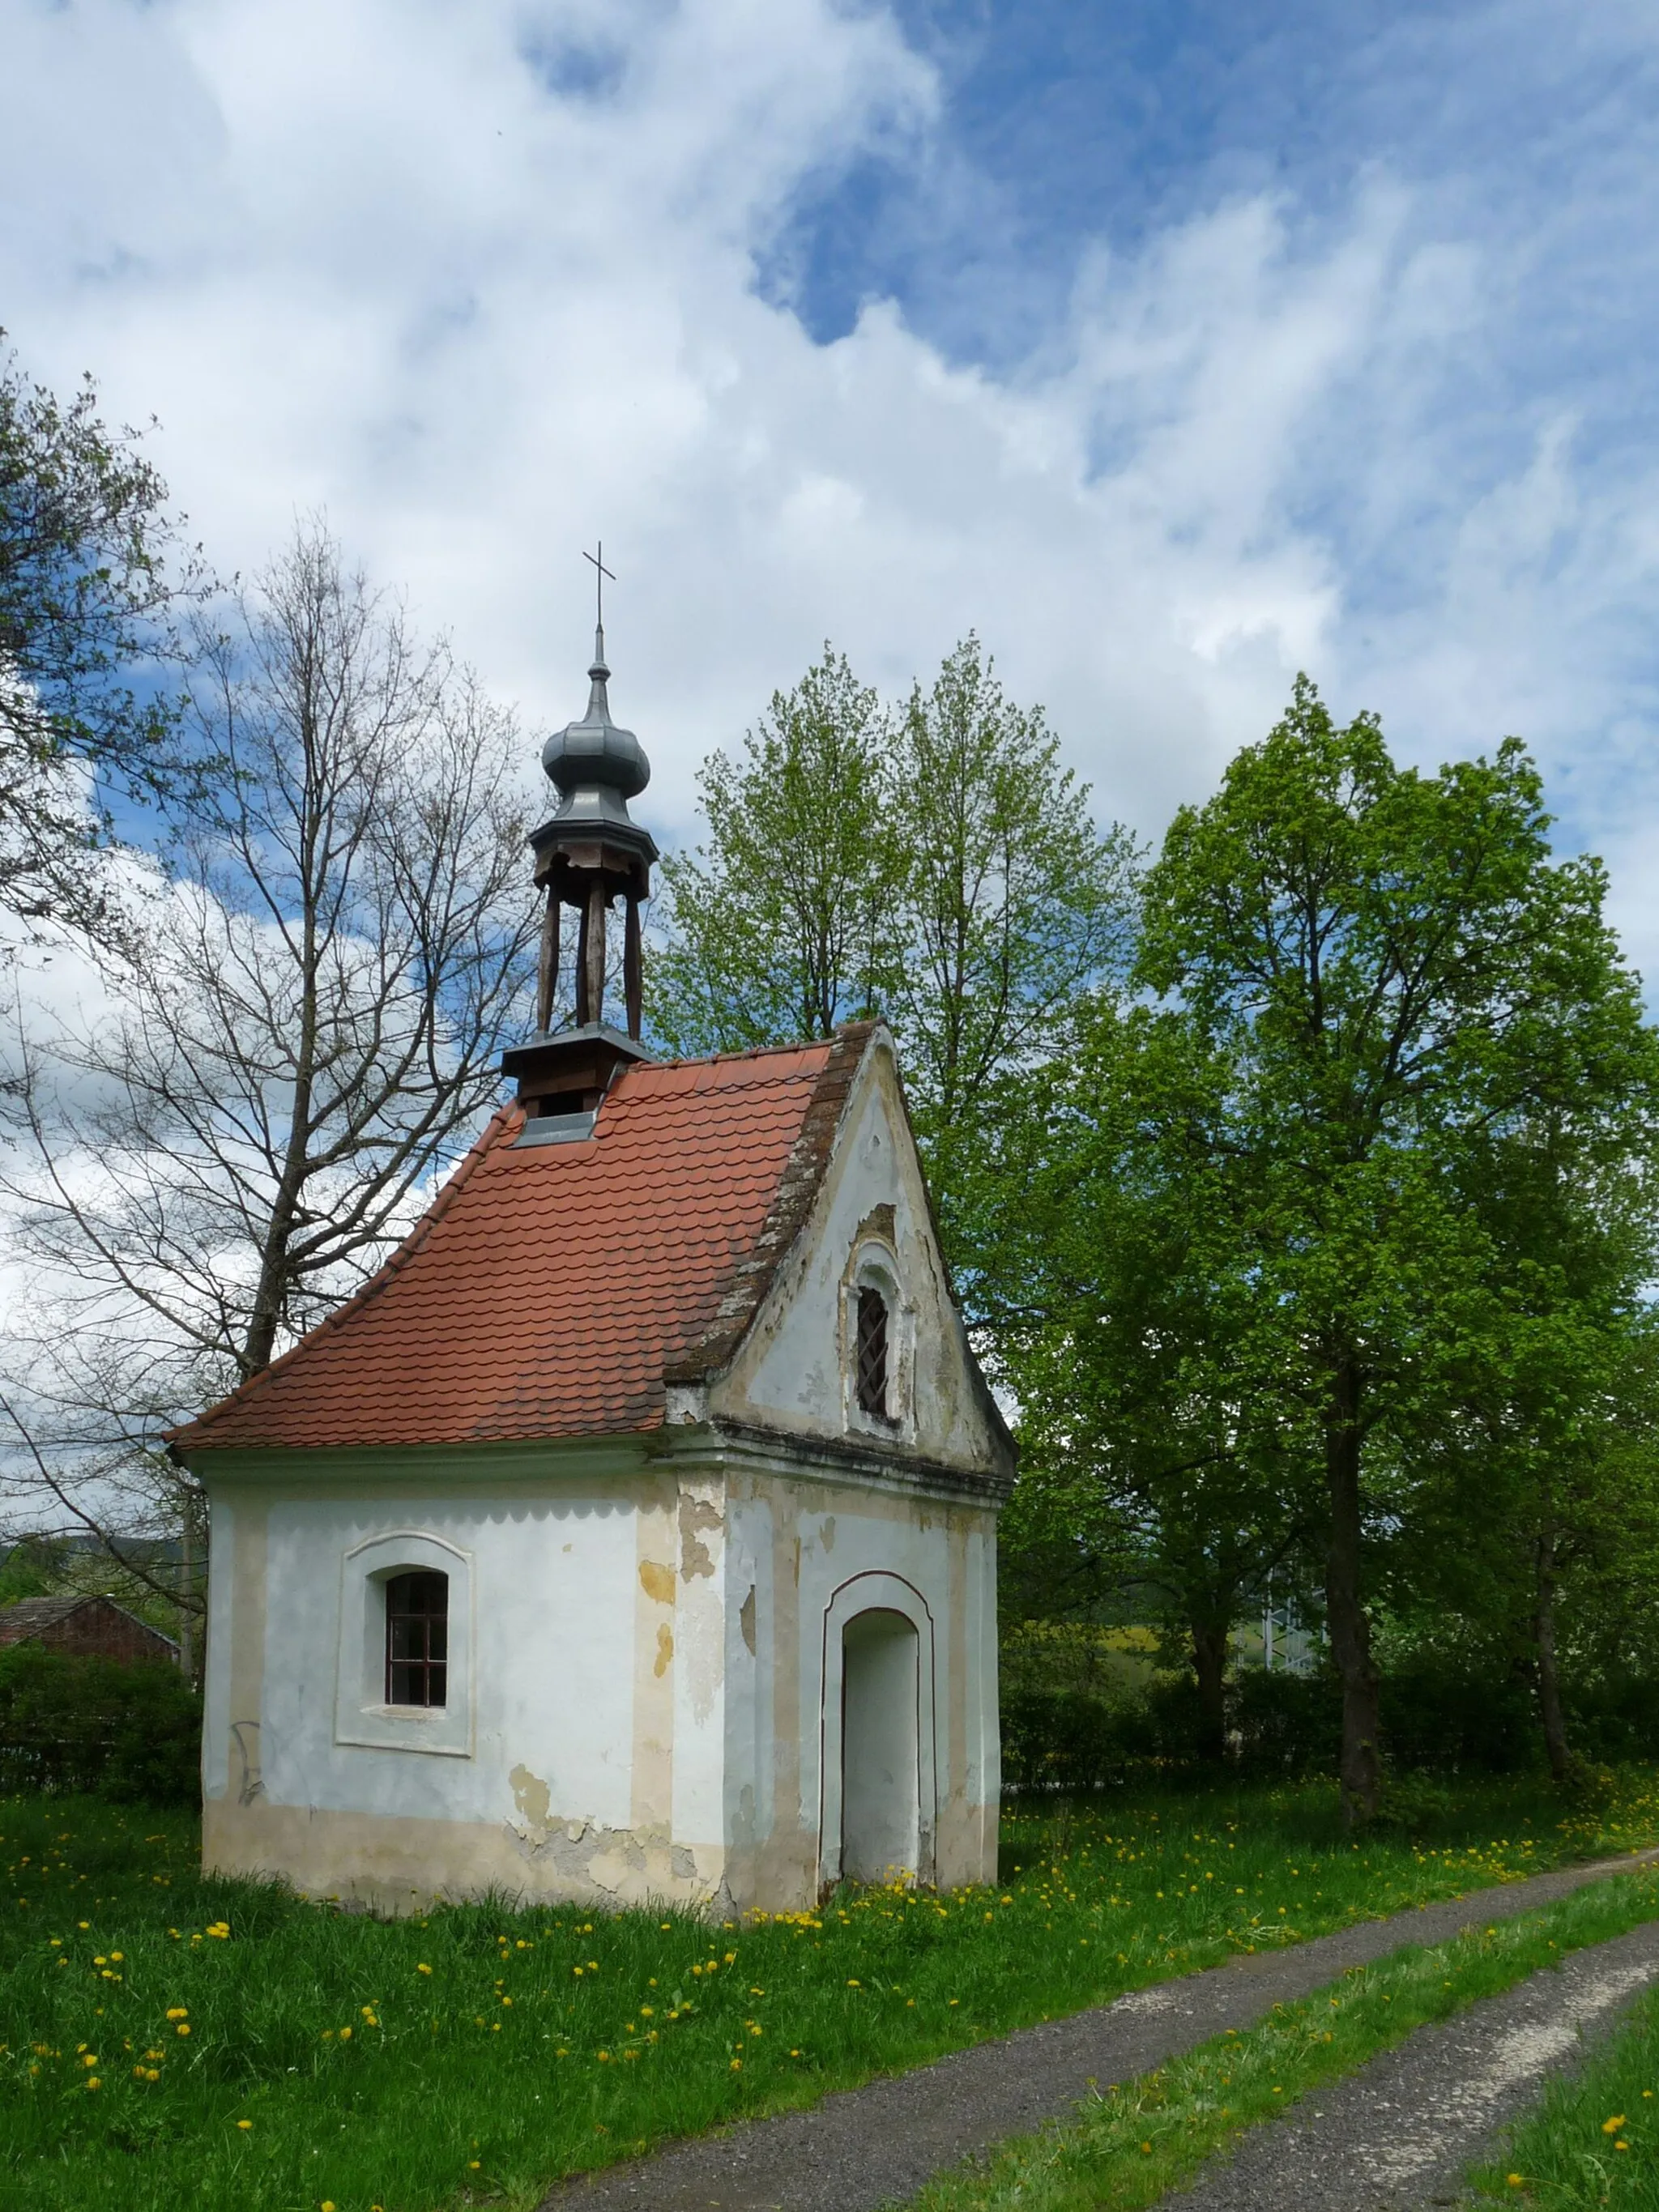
190, 1028, 1009, 1918
710, 1037, 1000, 1473
198, 1448, 999, 1915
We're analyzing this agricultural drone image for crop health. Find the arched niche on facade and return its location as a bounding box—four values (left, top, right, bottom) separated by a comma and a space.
817, 1570, 936, 1890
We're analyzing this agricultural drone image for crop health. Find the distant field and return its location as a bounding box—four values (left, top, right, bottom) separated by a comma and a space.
5, 1771, 1658, 2212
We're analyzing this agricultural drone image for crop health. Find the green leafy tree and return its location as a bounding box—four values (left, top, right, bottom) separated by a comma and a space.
0, 335, 198, 939
1392, 1110, 1659, 1781
1137, 676, 1655, 1820
890, 635, 1138, 1136
889, 637, 1140, 1268
646, 650, 892, 1052
989, 1001, 1320, 1761
649, 637, 1138, 1271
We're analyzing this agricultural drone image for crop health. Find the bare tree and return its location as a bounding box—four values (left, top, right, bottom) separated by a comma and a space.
0, 521, 540, 1635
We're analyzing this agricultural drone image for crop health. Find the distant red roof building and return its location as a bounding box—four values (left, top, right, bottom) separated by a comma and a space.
171, 1030, 873, 1455
0, 1594, 180, 1667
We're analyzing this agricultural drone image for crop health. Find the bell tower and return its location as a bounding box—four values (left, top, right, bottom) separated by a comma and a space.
501, 572, 659, 1125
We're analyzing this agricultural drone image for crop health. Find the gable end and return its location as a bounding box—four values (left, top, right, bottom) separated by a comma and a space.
662, 1022, 875, 1388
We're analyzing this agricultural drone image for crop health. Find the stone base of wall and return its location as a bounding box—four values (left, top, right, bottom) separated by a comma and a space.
203, 1796, 728, 1916
203, 1792, 1000, 1917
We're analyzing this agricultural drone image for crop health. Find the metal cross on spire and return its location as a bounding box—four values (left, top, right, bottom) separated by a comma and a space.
583, 542, 616, 640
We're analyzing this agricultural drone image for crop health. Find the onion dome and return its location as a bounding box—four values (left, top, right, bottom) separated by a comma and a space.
540, 625, 650, 823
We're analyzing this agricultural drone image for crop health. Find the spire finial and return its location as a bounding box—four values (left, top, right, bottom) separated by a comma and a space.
583, 541, 615, 670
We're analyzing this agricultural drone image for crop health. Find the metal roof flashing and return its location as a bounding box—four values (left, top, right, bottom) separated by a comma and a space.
515, 1106, 597, 1147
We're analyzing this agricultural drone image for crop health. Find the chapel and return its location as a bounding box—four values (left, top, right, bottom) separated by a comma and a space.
169, 618, 1013, 1917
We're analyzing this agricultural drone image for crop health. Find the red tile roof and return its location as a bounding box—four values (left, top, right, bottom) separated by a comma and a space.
170, 1031, 872, 1455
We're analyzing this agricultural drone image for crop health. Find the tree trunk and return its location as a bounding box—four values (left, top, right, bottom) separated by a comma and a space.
1324, 1349, 1382, 1825
1192, 1620, 1230, 1764
1533, 1533, 1572, 1785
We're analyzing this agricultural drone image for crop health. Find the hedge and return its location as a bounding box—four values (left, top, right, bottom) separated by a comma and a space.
0, 1643, 201, 1804
1001, 1656, 1659, 1792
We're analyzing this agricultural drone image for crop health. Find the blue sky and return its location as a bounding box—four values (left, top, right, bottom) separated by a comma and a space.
4, 0, 1659, 967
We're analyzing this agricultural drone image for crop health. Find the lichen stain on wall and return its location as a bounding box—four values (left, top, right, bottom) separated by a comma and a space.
638, 1559, 675, 1605
654, 1624, 674, 1677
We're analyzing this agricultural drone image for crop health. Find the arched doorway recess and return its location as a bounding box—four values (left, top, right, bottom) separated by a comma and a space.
818, 1571, 937, 1889
841, 1609, 919, 1882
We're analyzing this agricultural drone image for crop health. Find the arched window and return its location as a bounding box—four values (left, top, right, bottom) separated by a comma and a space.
385, 1571, 448, 1707
855, 1286, 891, 1421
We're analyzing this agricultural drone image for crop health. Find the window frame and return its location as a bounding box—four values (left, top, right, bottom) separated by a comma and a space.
383, 1568, 450, 1709
334, 1530, 474, 1758
842, 1241, 913, 1441
855, 1285, 893, 1421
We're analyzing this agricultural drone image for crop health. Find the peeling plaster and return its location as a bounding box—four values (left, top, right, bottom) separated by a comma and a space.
510, 1762, 551, 1830
678, 1494, 722, 1579
740, 1584, 757, 1656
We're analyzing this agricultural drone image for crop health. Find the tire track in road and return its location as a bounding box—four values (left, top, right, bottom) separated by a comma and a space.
539, 1849, 1659, 2212
1156, 1918, 1659, 2210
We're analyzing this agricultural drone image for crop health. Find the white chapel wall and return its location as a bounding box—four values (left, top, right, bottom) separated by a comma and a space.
234, 1490, 638, 1831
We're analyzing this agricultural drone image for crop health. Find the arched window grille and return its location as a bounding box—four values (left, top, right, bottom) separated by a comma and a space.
855, 1286, 891, 1421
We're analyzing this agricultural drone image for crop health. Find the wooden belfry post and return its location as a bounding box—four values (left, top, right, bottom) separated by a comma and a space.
503, 549, 659, 1123
548, 867, 644, 1035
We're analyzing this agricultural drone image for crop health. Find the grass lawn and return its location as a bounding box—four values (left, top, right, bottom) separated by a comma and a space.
4, 1769, 1659, 2212
1465, 1973, 1659, 2207
911, 1864, 1659, 2212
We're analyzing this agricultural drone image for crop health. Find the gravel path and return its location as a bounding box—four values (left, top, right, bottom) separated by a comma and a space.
536, 1848, 1659, 2212
1159, 1916, 1659, 2211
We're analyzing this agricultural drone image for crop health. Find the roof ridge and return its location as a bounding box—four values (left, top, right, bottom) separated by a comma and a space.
663, 1021, 878, 1386
167, 1105, 521, 1450
641, 1037, 839, 1072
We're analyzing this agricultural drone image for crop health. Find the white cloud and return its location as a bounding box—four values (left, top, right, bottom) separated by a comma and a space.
4, 0, 1659, 980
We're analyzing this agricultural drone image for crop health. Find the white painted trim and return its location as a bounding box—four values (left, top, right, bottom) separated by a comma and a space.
817, 1570, 937, 1890
333, 1529, 476, 1758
